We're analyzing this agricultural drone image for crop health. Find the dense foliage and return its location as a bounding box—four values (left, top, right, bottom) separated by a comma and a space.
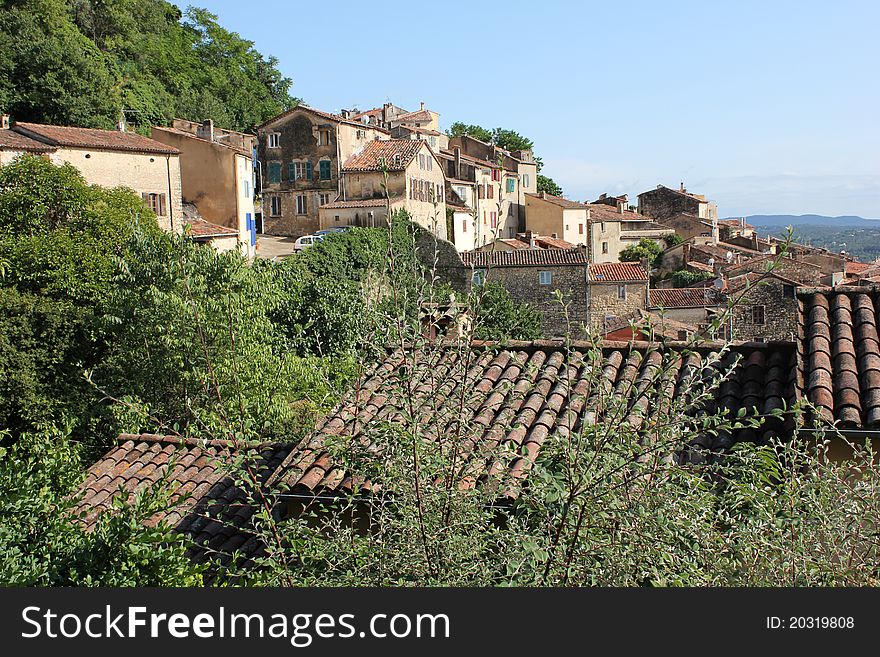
619, 237, 664, 267
470, 281, 543, 341
0, 0, 297, 132
670, 269, 715, 288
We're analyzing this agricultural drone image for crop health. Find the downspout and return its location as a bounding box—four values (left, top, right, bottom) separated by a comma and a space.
165, 154, 175, 233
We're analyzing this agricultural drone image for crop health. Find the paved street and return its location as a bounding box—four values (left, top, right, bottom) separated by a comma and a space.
256, 234, 298, 260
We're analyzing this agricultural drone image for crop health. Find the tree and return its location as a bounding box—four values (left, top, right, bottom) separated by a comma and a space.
490, 128, 534, 153
470, 282, 543, 341
447, 122, 492, 143
670, 269, 714, 288
537, 175, 563, 196
619, 238, 663, 267
664, 233, 684, 248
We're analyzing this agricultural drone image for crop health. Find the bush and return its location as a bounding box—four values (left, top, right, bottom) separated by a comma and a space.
470, 281, 543, 341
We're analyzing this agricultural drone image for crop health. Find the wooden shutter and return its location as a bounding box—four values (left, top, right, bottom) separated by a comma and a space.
306, 161, 313, 180
158, 194, 166, 216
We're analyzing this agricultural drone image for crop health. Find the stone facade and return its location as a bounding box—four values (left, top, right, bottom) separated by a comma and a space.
638, 184, 718, 231
729, 275, 799, 342
587, 281, 649, 330
724, 254, 822, 286
256, 106, 387, 237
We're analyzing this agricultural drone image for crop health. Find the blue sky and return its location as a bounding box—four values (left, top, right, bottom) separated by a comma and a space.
188, 0, 879, 218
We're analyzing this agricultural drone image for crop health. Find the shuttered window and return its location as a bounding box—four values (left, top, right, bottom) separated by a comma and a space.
506, 178, 515, 193
268, 162, 281, 183
319, 160, 331, 180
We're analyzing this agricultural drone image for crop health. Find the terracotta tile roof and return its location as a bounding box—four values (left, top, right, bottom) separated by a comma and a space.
724, 253, 820, 278
270, 340, 798, 495
75, 434, 295, 570
184, 218, 239, 239
650, 287, 721, 308
461, 248, 590, 268
151, 125, 252, 156
718, 218, 755, 228
845, 261, 873, 275
394, 109, 434, 124
342, 139, 425, 172
726, 271, 800, 294
585, 203, 645, 222
587, 262, 649, 282
600, 309, 701, 340
320, 198, 387, 209
13, 122, 180, 154
0, 128, 56, 152
526, 192, 590, 209
687, 260, 715, 273
798, 287, 880, 428
257, 105, 390, 134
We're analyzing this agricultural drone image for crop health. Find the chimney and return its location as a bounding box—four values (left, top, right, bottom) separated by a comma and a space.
619, 202, 625, 214
116, 109, 126, 132
197, 119, 214, 142
453, 146, 461, 178
683, 242, 691, 263
420, 101, 425, 111
680, 181, 685, 192
599, 193, 607, 200
640, 257, 650, 274
1, 114, 9, 130
528, 231, 537, 249
740, 216, 746, 228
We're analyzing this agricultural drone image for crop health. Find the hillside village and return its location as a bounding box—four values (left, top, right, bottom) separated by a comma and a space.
3, 95, 880, 585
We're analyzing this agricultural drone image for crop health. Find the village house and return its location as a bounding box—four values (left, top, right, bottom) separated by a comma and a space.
318, 139, 447, 238
723, 252, 822, 286
151, 119, 257, 257
440, 147, 506, 250
638, 183, 718, 240
586, 261, 650, 330
599, 308, 701, 342
461, 248, 591, 337
725, 271, 800, 342
648, 287, 724, 332
344, 101, 440, 132
524, 192, 592, 246
256, 105, 388, 237
1, 115, 183, 232
474, 231, 576, 252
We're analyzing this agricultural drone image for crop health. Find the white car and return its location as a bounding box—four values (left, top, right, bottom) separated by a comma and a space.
293, 234, 324, 252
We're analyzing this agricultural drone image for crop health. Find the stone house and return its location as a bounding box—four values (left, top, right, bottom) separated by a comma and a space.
256, 105, 388, 237
659, 212, 717, 242
638, 183, 718, 236
474, 231, 576, 252
726, 272, 800, 342
723, 253, 822, 286
346, 101, 440, 132
2, 117, 183, 232
461, 248, 591, 337
586, 262, 650, 330
151, 119, 257, 257
318, 139, 447, 238
648, 287, 724, 331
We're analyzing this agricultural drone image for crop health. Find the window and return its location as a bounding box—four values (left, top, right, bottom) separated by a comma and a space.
267, 133, 280, 148
506, 177, 515, 193
419, 154, 426, 170
754, 336, 766, 343
617, 284, 627, 300
296, 194, 307, 215
491, 212, 497, 228
142, 192, 167, 216
472, 269, 487, 286
600, 222, 606, 232
539, 271, 553, 285
244, 180, 250, 198
317, 129, 331, 146
783, 284, 795, 298
478, 185, 485, 199
269, 196, 281, 216
319, 160, 331, 180
356, 129, 366, 140
318, 193, 330, 206
602, 242, 609, 254
430, 136, 436, 147
492, 169, 501, 182
523, 174, 530, 187
752, 305, 766, 325
483, 211, 487, 225
578, 224, 584, 235
486, 184, 494, 199
268, 161, 281, 183
427, 156, 433, 172
461, 219, 467, 233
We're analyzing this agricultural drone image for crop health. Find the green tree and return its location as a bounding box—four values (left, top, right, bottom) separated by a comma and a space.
664, 233, 684, 248
447, 122, 492, 143
670, 268, 715, 288
470, 282, 543, 341
537, 175, 563, 196
619, 238, 663, 267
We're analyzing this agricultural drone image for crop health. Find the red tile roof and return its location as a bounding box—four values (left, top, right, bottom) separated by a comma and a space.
650, 287, 720, 308
342, 139, 425, 172
587, 262, 649, 282
0, 128, 56, 152
526, 192, 590, 209
75, 434, 295, 571
798, 287, 880, 428
184, 218, 239, 238
461, 248, 590, 268
13, 122, 180, 154
257, 105, 390, 134
394, 109, 433, 124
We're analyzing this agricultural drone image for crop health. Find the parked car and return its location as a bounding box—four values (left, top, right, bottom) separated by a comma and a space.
293, 234, 324, 251
314, 226, 352, 236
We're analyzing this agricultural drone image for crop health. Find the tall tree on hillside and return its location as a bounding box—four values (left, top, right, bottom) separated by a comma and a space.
537, 175, 563, 196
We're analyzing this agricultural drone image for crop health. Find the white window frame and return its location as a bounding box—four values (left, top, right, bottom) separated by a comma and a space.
267, 133, 281, 148
296, 194, 307, 215
617, 284, 627, 300
317, 129, 331, 146
539, 271, 553, 285
269, 196, 281, 216
472, 269, 487, 286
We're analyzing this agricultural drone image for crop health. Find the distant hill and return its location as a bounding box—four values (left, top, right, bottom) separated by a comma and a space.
731, 214, 880, 227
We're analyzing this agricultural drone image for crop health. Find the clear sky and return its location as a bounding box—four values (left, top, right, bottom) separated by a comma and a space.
186, 0, 879, 218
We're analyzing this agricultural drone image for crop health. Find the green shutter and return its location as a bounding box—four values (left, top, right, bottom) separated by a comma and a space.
288, 162, 296, 181
320, 160, 331, 180
306, 161, 313, 180
268, 162, 281, 183
506, 178, 515, 193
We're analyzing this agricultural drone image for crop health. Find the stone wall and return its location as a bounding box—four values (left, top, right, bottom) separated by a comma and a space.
586, 282, 649, 329
638, 186, 701, 221
730, 279, 798, 342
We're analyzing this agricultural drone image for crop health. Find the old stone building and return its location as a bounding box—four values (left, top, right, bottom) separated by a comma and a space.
648, 287, 724, 330
151, 119, 257, 257
638, 183, 718, 236
440, 146, 507, 250
586, 262, 650, 330
723, 253, 822, 286
256, 105, 388, 237
727, 272, 800, 342
318, 139, 447, 238
460, 248, 591, 337
2, 118, 183, 232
